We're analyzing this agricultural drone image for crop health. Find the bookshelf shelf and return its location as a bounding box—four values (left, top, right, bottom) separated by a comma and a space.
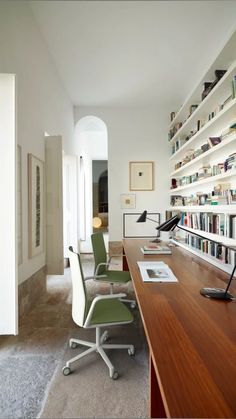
170, 98, 236, 161
177, 224, 236, 247
168, 39, 236, 273
168, 205, 236, 213
170, 239, 235, 275
169, 169, 236, 193
170, 133, 236, 176
169, 60, 236, 135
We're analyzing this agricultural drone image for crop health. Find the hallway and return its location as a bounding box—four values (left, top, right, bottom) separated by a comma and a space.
0, 256, 148, 418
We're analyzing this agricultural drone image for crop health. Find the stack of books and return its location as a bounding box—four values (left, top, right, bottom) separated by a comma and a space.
140, 244, 172, 255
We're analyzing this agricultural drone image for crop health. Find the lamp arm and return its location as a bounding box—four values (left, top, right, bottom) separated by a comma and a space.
146, 217, 159, 224
176, 224, 236, 252
176, 224, 236, 294
224, 263, 236, 295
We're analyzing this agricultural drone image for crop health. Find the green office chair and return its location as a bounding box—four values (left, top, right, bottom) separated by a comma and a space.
62, 246, 135, 380
91, 232, 136, 308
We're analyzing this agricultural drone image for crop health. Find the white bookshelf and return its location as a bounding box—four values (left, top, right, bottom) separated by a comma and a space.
168, 39, 236, 275
168, 205, 236, 214
169, 169, 236, 193
170, 133, 236, 177
170, 98, 236, 162
169, 60, 236, 144
170, 238, 236, 275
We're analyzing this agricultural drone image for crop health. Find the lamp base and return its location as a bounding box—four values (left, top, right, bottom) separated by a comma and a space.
200, 287, 234, 300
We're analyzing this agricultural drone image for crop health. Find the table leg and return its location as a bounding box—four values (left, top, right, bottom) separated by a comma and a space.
122, 248, 129, 271
149, 352, 166, 418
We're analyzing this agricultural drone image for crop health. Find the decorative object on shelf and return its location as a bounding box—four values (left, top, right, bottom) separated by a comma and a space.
232, 75, 236, 98
136, 210, 161, 243
208, 136, 222, 147
202, 81, 212, 101
120, 194, 136, 209
156, 214, 236, 300
171, 178, 177, 189
129, 161, 154, 191
28, 153, 44, 258
202, 70, 227, 101
189, 104, 198, 115
170, 111, 176, 121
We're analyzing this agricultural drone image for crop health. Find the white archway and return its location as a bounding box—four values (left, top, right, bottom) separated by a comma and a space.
75, 116, 108, 252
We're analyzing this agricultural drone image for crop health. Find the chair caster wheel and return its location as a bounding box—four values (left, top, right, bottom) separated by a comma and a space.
130, 302, 136, 309
128, 347, 135, 356
70, 341, 78, 349
103, 332, 109, 343
62, 366, 71, 376
111, 370, 119, 380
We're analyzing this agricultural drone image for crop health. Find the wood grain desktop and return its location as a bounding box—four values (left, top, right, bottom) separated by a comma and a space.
123, 239, 236, 418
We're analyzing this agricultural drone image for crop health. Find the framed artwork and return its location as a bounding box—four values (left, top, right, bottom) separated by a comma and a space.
120, 194, 136, 209
129, 161, 154, 191
123, 212, 160, 238
17, 145, 22, 265
28, 154, 44, 258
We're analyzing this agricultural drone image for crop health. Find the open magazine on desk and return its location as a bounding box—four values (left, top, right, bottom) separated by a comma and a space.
137, 261, 178, 283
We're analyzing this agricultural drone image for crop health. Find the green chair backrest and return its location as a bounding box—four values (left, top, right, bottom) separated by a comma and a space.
91, 232, 107, 275
68, 246, 88, 327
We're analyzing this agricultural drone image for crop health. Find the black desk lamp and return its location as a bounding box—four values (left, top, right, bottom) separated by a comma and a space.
156, 214, 236, 301
136, 210, 161, 243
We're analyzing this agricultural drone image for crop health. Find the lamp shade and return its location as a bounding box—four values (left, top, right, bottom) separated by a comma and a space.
156, 214, 181, 231
136, 210, 147, 223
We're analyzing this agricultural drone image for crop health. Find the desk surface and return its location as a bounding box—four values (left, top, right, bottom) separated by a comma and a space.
123, 239, 236, 418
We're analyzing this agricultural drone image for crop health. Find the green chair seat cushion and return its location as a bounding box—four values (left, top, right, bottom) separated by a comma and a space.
87, 298, 133, 325
98, 269, 131, 284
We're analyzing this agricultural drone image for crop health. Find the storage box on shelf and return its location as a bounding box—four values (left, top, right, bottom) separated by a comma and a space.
168, 55, 236, 275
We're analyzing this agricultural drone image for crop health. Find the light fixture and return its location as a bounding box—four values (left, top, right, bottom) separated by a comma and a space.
136, 210, 161, 243
93, 217, 102, 228
156, 214, 236, 301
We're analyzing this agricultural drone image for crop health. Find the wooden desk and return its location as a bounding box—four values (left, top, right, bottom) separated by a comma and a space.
123, 239, 236, 418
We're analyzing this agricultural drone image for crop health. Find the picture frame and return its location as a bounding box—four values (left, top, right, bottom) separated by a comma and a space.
129, 161, 154, 191
120, 194, 136, 209
28, 154, 44, 258
123, 212, 160, 238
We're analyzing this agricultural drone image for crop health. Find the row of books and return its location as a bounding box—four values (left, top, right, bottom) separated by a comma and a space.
171, 152, 236, 189
168, 71, 235, 144
179, 212, 236, 239
174, 233, 236, 266
174, 122, 236, 171
170, 184, 236, 207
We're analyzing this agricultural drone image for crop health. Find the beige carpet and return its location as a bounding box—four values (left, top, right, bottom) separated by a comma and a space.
0, 256, 149, 418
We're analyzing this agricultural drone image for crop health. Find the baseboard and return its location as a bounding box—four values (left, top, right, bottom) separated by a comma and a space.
18, 265, 47, 319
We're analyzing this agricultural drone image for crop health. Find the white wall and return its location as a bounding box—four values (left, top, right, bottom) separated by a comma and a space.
0, 2, 74, 284
0, 74, 17, 334
74, 107, 169, 242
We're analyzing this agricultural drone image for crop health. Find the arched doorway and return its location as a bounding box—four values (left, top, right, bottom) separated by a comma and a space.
92, 165, 108, 233
75, 116, 108, 252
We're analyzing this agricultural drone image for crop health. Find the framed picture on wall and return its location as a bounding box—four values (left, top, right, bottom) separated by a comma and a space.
129, 161, 154, 191
120, 194, 136, 209
28, 153, 44, 258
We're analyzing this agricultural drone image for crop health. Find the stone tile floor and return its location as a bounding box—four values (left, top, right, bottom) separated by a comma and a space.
0, 255, 148, 418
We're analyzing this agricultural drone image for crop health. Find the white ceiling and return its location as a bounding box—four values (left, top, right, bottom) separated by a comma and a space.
30, 1, 236, 109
